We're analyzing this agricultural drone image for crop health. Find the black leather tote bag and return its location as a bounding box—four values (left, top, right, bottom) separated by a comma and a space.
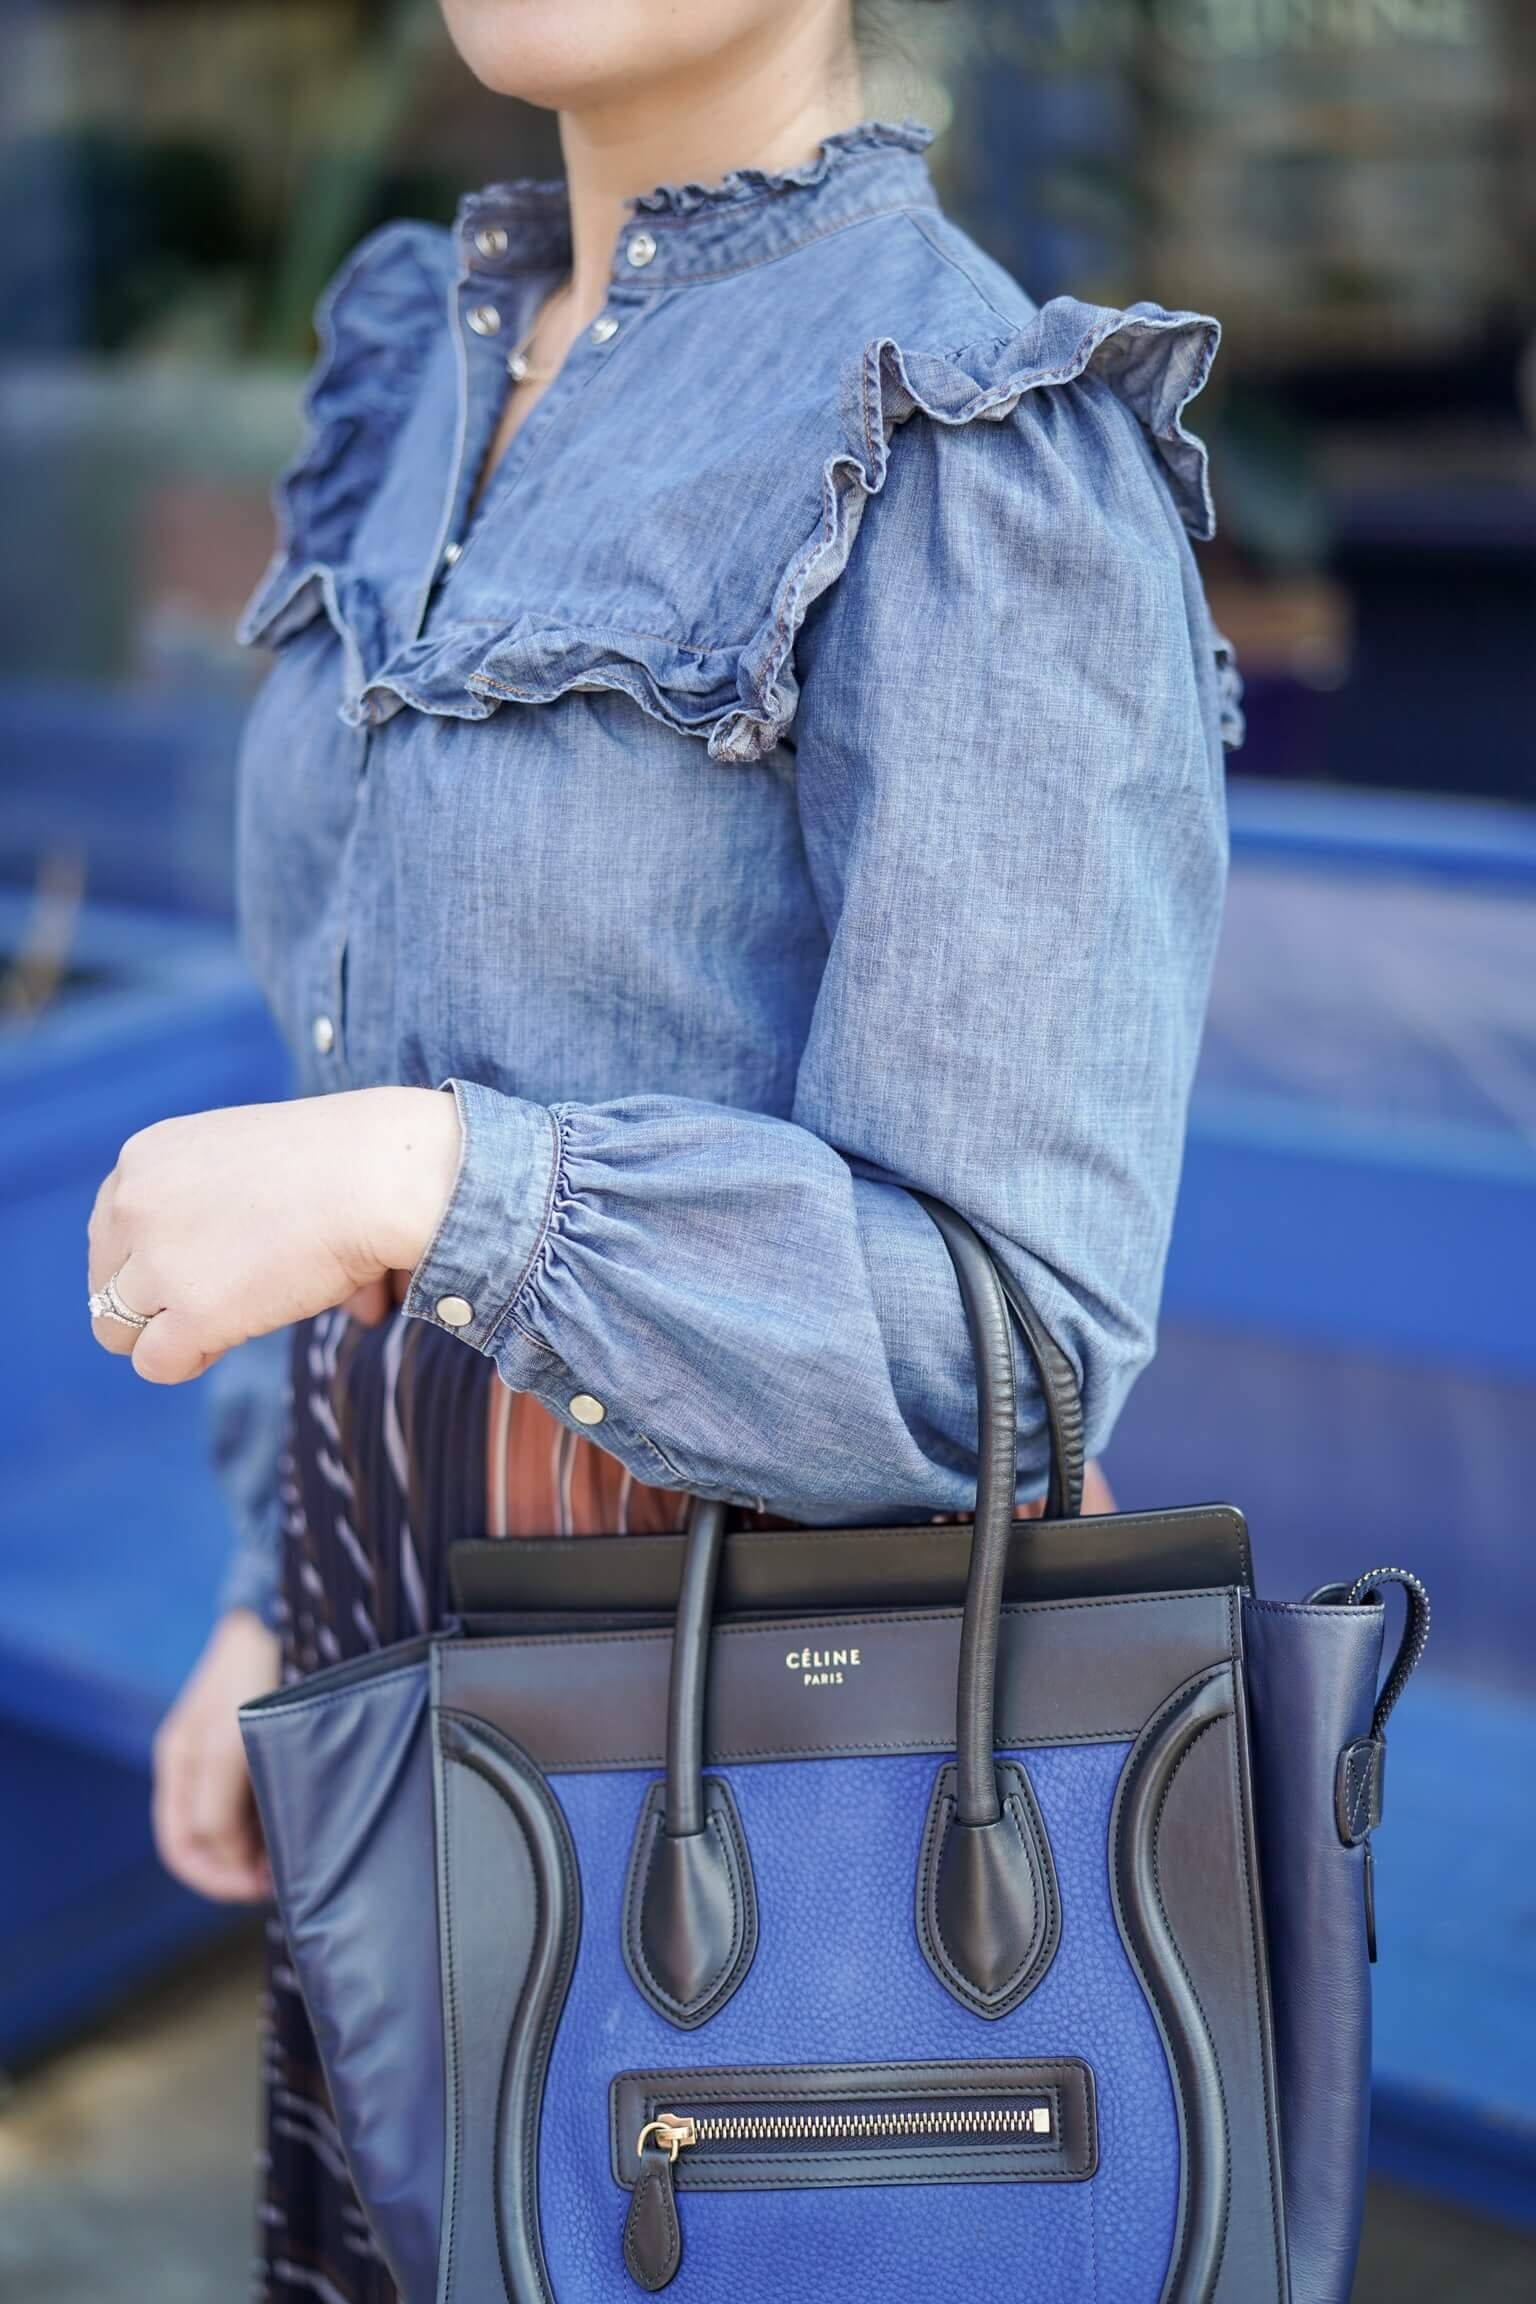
242, 1194, 1428, 2304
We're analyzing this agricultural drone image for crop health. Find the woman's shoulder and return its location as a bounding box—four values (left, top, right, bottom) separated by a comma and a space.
758, 196, 1222, 547
765, 207, 1239, 752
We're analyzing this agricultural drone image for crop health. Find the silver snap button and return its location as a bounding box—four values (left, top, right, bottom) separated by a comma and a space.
441, 540, 462, 570
473, 224, 509, 260
569, 1393, 607, 1426
436, 1296, 475, 1329
589, 313, 619, 345
311, 1014, 335, 1055
625, 231, 657, 270
466, 302, 502, 336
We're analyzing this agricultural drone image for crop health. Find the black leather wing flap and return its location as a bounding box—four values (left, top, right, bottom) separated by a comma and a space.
434, 1710, 580, 2304
1110, 1666, 1289, 2304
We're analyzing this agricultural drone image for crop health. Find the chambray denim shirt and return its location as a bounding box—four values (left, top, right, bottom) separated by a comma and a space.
215, 119, 1242, 1621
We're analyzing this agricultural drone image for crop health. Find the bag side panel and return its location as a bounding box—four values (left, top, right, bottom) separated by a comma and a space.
243, 1656, 443, 2304
1242, 1598, 1385, 2304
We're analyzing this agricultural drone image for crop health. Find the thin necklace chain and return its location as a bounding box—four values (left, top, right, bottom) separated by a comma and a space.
506, 277, 573, 384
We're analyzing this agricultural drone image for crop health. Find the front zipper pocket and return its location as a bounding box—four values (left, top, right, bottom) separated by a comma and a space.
613, 2059, 1096, 2292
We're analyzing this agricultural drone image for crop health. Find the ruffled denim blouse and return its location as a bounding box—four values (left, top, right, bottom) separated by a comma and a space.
216, 119, 1242, 1618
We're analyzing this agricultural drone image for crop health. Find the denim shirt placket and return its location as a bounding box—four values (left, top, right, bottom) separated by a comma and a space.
416, 207, 676, 645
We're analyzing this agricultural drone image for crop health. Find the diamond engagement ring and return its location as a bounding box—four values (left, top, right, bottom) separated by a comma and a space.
88, 1270, 154, 1332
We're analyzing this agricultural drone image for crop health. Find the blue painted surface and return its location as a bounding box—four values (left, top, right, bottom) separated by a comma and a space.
539, 1746, 1175, 2304
0, 898, 286, 2054
1371, 1680, 1536, 2227
0, 682, 247, 919
1227, 777, 1536, 888
0, 1714, 216, 2062
1167, 1115, 1535, 1379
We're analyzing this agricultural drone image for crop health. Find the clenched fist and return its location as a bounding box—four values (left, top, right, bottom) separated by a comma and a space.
88, 1086, 462, 1384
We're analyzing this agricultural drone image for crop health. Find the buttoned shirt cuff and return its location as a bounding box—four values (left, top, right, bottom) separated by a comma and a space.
402, 1078, 561, 1350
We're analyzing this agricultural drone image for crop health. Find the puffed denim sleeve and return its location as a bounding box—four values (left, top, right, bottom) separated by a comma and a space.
404, 367, 1229, 1517
210, 1326, 291, 1623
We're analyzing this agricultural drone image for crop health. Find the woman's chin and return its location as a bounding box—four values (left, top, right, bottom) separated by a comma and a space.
436, 0, 774, 109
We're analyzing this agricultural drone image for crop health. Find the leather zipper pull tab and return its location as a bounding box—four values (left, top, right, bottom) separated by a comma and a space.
624, 2121, 689, 2291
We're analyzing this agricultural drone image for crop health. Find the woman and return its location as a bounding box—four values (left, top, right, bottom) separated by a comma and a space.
91, 0, 1240, 2293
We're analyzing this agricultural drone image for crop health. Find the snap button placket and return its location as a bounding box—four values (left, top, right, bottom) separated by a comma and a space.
625, 230, 657, 270
472, 224, 509, 261
466, 302, 502, 337
589, 313, 620, 345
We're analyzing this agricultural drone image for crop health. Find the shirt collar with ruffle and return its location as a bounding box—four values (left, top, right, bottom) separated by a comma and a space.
454, 118, 936, 287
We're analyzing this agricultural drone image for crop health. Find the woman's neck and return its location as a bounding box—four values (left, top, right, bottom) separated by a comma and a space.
555, 15, 864, 331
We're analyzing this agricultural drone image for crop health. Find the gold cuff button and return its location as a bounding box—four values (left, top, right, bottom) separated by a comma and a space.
569, 1393, 606, 1426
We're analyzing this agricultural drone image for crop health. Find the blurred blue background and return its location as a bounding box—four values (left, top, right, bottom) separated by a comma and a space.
1, 0, 1533, 2292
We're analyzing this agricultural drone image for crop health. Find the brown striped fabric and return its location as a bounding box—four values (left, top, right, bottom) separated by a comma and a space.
483, 1377, 691, 1538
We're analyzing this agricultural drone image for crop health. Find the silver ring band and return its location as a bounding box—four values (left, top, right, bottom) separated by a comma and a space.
88, 1270, 153, 1332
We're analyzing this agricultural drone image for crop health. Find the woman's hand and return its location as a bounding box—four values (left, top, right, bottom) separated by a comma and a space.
152, 1609, 282, 1903
88, 1086, 461, 1385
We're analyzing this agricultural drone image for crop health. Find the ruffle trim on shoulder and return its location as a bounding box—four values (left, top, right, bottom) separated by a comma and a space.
340, 618, 748, 740
708, 296, 1224, 764
345, 295, 1225, 758
282, 277, 1224, 770
236, 220, 452, 652
629, 118, 933, 218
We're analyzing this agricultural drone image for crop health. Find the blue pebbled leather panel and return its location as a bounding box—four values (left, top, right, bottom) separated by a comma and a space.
241, 1653, 443, 2303
537, 1744, 1177, 2304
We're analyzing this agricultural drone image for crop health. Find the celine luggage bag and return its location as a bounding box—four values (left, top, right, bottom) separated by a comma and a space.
241, 1193, 1428, 2303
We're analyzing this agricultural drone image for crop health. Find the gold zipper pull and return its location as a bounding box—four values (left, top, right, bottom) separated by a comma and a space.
637, 2114, 697, 2161
624, 2117, 694, 2290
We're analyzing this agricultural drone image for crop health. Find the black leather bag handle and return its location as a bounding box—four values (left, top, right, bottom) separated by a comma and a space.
624, 1194, 1087, 2028
914, 1193, 1083, 1825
